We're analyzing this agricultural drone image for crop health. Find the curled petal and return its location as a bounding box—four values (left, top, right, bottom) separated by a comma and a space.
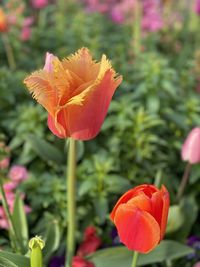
24, 70, 57, 116
53, 70, 122, 140
110, 184, 157, 221
43, 52, 57, 73
114, 205, 160, 253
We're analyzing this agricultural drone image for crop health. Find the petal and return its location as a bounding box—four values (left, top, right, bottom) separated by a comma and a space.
23, 70, 57, 116
181, 127, 200, 164
160, 185, 170, 240
62, 48, 100, 82
47, 114, 67, 138
126, 194, 152, 213
43, 52, 57, 72
58, 69, 122, 140
114, 205, 160, 253
110, 184, 157, 221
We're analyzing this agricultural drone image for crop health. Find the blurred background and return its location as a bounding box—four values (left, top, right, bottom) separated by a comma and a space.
0, 0, 200, 266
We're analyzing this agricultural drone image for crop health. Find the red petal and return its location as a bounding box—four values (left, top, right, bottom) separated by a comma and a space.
47, 114, 67, 138
114, 205, 160, 253
160, 185, 170, 240
110, 184, 157, 221
62, 70, 122, 140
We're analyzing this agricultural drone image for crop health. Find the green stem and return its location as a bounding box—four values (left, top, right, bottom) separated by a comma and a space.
0, 178, 18, 251
131, 251, 139, 267
66, 138, 76, 267
2, 34, 16, 70
133, 0, 142, 56
154, 169, 162, 188
176, 162, 192, 201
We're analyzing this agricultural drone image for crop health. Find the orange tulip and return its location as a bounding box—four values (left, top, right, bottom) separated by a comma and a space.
24, 48, 122, 140
110, 184, 169, 253
0, 8, 8, 32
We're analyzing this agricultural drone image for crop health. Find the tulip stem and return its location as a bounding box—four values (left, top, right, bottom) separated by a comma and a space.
2, 34, 16, 70
131, 251, 139, 267
176, 162, 192, 201
66, 138, 76, 267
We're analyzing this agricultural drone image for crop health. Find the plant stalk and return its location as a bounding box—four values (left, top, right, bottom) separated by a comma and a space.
177, 162, 192, 201
66, 138, 76, 267
2, 34, 16, 70
131, 251, 139, 267
133, 0, 142, 56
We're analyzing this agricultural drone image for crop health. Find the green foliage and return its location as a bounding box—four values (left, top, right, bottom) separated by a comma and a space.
89, 241, 194, 267
0, 1, 200, 266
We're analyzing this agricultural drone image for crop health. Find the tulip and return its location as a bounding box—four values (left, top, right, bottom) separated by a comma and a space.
24, 48, 122, 140
0, 8, 8, 32
110, 184, 169, 253
181, 127, 200, 164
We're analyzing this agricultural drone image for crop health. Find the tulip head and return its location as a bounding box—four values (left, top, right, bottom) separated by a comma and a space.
181, 127, 200, 164
24, 48, 122, 140
110, 184, 169, 253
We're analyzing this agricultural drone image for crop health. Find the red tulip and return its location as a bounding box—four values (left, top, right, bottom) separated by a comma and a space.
181, 127, 200, 164
24, 48, 122, 140
110, 184, 169, 253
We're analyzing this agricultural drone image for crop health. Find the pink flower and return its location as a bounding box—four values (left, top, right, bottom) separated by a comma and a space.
0, 157, 10, 170
3, 182, 17, 192
72, 256, 95, 267
194, 262, 200, 267
194, 0, 200, 15
31, 0, 49, 9
77, 226, 101, 256
181, 127, 200, 164
8, 165, 28, 183
20, 17, 33, 41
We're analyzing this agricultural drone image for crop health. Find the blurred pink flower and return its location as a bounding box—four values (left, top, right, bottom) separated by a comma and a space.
8, 165, 28, 183
181, 127, 200, 164
194, 0, 200, 15
0, 157, 10, 170
194, 262, 200, 267
3, 182, 17, 192
31, 0, 49, 9
20, 17, 33, 41
142, 0, 163, 32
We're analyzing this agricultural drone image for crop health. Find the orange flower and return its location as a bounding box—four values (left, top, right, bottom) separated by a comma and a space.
24, 48, 122, 140
0, 8, 8, 32
110, 184, 169, 253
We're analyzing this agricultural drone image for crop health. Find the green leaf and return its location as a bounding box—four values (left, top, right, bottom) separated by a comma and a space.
166, 205, 184, 234
43, 219, 60, 262
28, 134, 64, 164
0, 257, 17, 267
12, 192, 29, 253
93, 195, 108, 224
0, 251, 30, 267
89, 240, 194, 267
